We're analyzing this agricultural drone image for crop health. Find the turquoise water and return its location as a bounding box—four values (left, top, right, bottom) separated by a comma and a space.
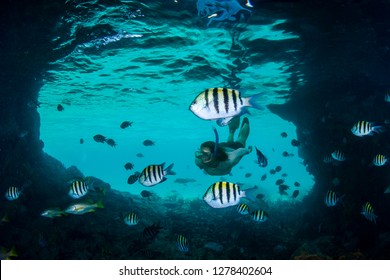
3, 0, 390, 261
38, 1, 313, 202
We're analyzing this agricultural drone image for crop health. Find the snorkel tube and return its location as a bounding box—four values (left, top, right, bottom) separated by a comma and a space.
213, 127, 219, 157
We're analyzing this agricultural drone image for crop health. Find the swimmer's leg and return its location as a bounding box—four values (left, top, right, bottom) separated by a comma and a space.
237, 117, 250, 146
227, 116, 240, 143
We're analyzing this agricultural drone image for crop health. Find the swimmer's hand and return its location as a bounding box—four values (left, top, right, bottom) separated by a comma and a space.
247, 146, 253, 153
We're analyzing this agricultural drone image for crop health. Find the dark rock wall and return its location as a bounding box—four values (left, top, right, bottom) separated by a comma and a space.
267, 0, 390, 257
0, 0, 66, 186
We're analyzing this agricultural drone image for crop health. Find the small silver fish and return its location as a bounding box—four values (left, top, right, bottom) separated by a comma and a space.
41, 209, 66, 218
65, 201, 104, 215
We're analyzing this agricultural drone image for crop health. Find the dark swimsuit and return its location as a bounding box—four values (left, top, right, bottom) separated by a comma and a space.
202, 142, 244, 168
219, 142, 244, 150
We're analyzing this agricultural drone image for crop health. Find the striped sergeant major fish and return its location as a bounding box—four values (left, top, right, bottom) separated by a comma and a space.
138, 163, 175, 187
361, 202, 377, 224
176, 234, 189, 253
236, 203, 250, 215
331, 150, 346, 162
4, 181, 31, 201
324, 190, 342, 207
372, 154, 387, 167
4, 186, 22, 201
351, 121, 384, 137
68, 179, 89, 199
189, 88, 264, 126
251, 210, 269, 222
124, 212, 139, 226
203, 181, 256, 208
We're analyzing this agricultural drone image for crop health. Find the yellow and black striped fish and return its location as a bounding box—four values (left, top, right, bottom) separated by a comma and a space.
361, 202, 377, 224
176, 234, 189, 253
251, 210, 268, 222
4, 186, 22, 201
351, 121, 384, 137
68, 180, 88, 199
138, 163, 175, 187
124, 212, 139, 226
189, 88, 263, 126
331, 150, 346, 162
324, 190, 340, 207
203, 181, 255, 208
372, 154, 387, 166
236, 203, 250, 215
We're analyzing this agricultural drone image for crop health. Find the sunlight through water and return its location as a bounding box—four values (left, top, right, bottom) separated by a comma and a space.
38, 0, 313, 202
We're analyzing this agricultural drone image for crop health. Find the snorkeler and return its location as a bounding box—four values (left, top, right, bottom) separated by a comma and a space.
195, 117, 252, 176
